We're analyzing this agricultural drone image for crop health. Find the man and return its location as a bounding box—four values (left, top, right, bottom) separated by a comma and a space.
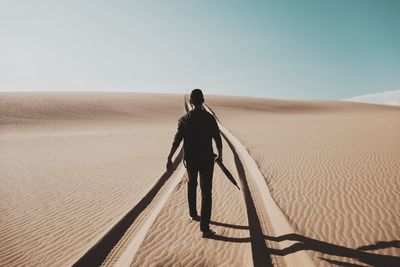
166, 89, 223, 238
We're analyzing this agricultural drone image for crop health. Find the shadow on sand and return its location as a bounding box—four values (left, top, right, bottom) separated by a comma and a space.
221, 131, 274, 267
215, 135, 400, 267
72, 150, 183, 267
210, 103, 399, 267
209, 231, 400, 267
265, 234, 400, 267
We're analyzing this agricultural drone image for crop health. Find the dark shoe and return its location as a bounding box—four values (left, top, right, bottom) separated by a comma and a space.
190, 214, 200, 221
201, 229, 216, 238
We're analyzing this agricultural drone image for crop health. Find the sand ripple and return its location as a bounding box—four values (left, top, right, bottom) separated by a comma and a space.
208, 96, 400, 266
0, 93, 185, 267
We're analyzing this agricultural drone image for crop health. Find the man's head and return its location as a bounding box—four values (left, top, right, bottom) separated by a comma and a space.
190, 89, 204, 107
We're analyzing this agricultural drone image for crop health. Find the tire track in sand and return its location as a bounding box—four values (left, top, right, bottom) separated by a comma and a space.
75, 97, 219, 267
204, 103, 315, 267
74, 96, 314, 267
130, 98, 255, 266
72, 98, 192, 266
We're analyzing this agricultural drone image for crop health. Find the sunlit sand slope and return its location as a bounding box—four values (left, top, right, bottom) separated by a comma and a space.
207, 95, 400, 266
0, 93, 184, 267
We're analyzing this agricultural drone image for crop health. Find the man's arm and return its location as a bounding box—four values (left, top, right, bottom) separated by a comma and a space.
166, 119, 184, 170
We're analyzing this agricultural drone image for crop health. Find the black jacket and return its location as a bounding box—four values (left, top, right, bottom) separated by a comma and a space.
173, 108, 222, 162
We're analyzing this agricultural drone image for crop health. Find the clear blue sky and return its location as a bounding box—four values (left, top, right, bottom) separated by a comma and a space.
1, 0, 399, 99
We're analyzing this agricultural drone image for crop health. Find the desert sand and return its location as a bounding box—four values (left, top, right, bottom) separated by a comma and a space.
1, 93, 399, 267
207, 95, 400, 266
0, 93, 185, 266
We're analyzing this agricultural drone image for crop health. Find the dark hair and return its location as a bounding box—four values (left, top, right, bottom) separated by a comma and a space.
190, 89, 204, 105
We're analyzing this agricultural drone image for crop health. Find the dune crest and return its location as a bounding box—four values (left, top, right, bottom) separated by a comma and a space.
346, 89, 400, 106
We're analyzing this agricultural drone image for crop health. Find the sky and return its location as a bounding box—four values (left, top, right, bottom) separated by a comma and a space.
1, 0, 399, 99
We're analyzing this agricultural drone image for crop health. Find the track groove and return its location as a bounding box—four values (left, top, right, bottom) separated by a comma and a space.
74, 96, 316, 267
130, 98, 253, 266
72, 151, 184, 267
204, 103, 316, 267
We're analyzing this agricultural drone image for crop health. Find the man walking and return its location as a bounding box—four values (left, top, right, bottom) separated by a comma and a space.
166, 89, 222, 238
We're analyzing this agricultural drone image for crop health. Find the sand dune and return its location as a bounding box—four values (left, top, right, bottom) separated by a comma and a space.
1, 93, 399, 267
346, 89, 400, 106
207, 95, 400, 266
0, 93, 185, 267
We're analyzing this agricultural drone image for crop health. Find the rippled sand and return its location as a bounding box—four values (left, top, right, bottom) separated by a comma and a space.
1, 93, 399, 267
0, 93, 184, 267
207, 95, 400, 266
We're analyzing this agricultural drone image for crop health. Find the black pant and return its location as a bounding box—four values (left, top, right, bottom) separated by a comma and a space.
186, 159, 214, 232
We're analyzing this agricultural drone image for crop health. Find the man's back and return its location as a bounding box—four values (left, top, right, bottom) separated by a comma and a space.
173, 108, 222, 162
166, 89, 222, 237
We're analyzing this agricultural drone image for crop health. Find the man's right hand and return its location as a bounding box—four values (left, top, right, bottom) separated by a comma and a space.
166, 158, 173, 171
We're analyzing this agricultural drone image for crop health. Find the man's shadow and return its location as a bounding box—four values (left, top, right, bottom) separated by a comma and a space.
208, 226, 400, 267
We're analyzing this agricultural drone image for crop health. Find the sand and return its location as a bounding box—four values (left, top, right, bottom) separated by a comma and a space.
0, 93, 185, 267
1, 93, 399, 267
130, 137, 253, 267
207, 95, 400, 266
